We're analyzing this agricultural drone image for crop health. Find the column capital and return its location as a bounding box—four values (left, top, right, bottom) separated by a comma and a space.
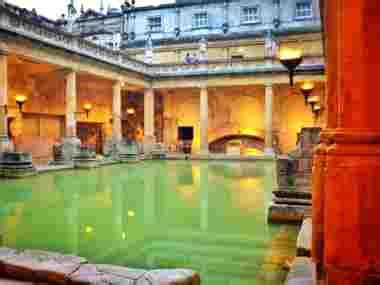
265, 83, 274, 89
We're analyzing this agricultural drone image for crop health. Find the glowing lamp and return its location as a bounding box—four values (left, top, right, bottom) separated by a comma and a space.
126, 108, 135, 115
278, 47, 303, 86
15, 95, 28, 112
83, 103, 92, 118
300, 81, 315, 105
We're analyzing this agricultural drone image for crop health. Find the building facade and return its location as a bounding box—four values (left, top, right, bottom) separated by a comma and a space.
73, 0, 322, 64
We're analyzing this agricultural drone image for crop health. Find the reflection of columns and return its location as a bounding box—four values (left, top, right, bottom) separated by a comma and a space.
144, 87, 155, 153
0, 52, 11, 152
112, 184, 123, 242
112, 81, 122, 142
64, 192, 79, 255
200, 86, 209, 155
200, 164, 209, 232
264, 84, 274, 154
65, 71, 77, 138
144, 166, 155, 227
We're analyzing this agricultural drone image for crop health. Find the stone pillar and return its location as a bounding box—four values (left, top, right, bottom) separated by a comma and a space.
63, 71, 80, 161
112, 81, 122, 142
264, 84, 274, 155
144, 87, 155, 154
316, 1, 380, 283
199, 86, 209, 155
0, 52, 12, 152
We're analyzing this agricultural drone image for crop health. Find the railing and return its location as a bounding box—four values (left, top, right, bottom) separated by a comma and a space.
150, 55, 325, 77
0, 6, 325, 80
0, 6, 151, 76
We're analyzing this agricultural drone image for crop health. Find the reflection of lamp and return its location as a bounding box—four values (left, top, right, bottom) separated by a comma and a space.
279, 47, 303, 86
300, 81, 315, 105
83, 103, 92, 118
312, 103, 322, 119
126, 107, 135, 115
15, 95, 28, 112
307, 95, 320, 111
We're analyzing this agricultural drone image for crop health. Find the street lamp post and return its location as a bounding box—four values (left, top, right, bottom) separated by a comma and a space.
278, 47, 303, 86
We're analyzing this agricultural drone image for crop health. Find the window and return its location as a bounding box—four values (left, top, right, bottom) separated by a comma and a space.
193, 12, 208, 29
147, 16, 162, 32
241, 6, 261, 24
295, 1, 313, 19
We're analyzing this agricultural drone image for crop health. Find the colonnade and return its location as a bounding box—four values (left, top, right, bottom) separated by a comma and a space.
0, 52, 278, 155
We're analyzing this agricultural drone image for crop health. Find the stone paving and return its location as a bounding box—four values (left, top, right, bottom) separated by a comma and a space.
0, 248, 200, 285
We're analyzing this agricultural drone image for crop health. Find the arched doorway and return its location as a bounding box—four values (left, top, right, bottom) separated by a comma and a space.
209, 134, 265, 155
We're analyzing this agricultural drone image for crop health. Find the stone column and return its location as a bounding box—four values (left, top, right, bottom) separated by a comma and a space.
112, 81, 122, 142
63, 71, 80, 161
144, 87, 155, 154
316, 1, 380, 284
199, 86, 209, 155
0, 52, 12, 152
264, 84, 274, 155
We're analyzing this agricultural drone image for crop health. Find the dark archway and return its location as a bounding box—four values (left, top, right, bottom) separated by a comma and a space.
209, 134, 265, 154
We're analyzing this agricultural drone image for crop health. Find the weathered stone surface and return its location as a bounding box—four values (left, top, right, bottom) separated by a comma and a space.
138, 269, 201, 285
285, 257, 315, 285
2, 249, 86, 284
0, 278, 34, 284
68, 263, 121, 284
297, 218, 312, 257
96, 264, 147, 280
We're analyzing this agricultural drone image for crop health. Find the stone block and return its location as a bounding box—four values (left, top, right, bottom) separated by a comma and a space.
0, 152, 37, 178
297, 218, 312, 257
285, 257, 315, 285
1, 249, 86, 284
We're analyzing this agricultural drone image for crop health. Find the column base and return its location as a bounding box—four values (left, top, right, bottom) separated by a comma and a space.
143, 135, 156, 156
0, 135, 14, 153
103, 138, 122, 160
61, 137, 81, 162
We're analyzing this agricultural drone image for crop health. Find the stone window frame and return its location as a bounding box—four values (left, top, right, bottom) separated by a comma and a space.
192, 12, 209, 30
146, 15, 163, 33
240, 5, 262, 25
294, 0, 314, 20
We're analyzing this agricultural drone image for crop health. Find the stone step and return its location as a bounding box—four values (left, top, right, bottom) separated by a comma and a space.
273, 190, 312, 200
297, 218, 312, 257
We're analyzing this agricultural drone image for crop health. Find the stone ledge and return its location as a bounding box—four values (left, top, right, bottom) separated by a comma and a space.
297, 218, 312, 257
268, 203, 311, 224
0, 248, 200, 285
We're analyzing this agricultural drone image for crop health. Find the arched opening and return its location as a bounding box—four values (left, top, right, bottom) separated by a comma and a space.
209, 134, 265, 155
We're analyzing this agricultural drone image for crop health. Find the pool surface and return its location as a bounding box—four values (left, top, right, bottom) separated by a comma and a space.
0, 161, 298, 284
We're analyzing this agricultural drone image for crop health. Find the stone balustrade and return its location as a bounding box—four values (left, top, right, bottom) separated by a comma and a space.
0, 6, 150, 76
0, 6, 325, 79
150, 55, 325, 77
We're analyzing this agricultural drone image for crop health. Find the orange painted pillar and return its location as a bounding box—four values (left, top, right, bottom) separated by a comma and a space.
321, 0, 380, 283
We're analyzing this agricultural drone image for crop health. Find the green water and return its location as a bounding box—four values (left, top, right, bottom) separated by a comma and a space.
0, 161, 298, 284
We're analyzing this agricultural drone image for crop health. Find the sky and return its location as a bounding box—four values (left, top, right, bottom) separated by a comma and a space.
7, 0, 174, 19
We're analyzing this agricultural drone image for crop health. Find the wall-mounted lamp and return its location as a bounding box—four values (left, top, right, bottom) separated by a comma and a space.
83, 103, 92, 118
126, 107, 135, 115
15, 95, 28, 113
278, 47, 303, 86
300, 81, 315, 105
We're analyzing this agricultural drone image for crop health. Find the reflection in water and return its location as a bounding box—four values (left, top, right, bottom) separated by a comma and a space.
0, 161, 297, 285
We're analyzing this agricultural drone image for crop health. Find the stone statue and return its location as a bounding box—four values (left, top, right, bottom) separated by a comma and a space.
265, 29, 278, 58
199, 36, 208, 62
144, 32, 154, 64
